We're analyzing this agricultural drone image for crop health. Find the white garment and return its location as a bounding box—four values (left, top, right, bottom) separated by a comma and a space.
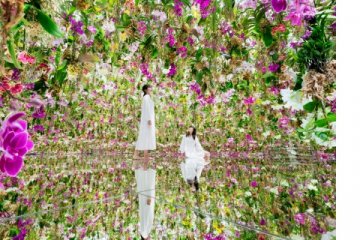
179, 135, 207, 181
135, 168, 156, 238
136, 95, 156, 150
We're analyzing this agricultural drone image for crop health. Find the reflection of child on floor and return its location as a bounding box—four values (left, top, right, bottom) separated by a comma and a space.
179, 126, 210, 191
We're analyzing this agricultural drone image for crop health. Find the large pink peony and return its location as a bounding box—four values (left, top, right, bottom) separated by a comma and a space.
0, 112, 33, 177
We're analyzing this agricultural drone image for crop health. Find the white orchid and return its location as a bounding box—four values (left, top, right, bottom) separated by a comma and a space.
280, 88, 311, 111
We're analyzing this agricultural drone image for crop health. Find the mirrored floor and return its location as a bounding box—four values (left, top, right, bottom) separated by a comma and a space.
0, 152, 336, 239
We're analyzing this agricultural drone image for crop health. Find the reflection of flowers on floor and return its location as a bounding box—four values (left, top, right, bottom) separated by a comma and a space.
0, 155, 335, 239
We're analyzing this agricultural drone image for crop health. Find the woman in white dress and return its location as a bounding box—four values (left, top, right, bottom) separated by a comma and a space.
134, 84, 156, 162
179, 126, 210, 191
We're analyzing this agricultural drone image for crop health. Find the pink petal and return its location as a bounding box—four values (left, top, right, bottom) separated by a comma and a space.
4, 156, 24, 177
26, 140, 34, 151
17, 147, 28, 157
10, 132, 28, 149
7, 112, 26, 123
12, 119, 27, 132
0, 155, 5, 173
3, 131, 15, 149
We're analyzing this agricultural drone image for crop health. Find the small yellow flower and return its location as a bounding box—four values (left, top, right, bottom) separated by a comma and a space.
255, 98, 262, 105
119, 32, 127, 42
191, 6, 200, 21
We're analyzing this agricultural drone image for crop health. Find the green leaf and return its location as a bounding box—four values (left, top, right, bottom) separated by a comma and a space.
327, 113, 336, 122
262, 28, 273, 47
315, 119, 328, 127
35, 8, 63, 37
151, 47, 158, 59
120, 13, 131, 27
6, 38, 21, 68
303, 101, 318, 112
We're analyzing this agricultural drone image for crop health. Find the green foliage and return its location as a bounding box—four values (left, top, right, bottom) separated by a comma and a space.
297, 13, 334, 74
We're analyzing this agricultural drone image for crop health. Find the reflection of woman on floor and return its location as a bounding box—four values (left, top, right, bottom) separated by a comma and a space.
135, 167, 156, 240
179, 126, 210, 191
134, 84, 156, 163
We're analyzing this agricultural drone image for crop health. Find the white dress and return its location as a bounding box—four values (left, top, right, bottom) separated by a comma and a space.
135, 168, 156, 238
135, 95, 156, 150
179, 135, 207, 181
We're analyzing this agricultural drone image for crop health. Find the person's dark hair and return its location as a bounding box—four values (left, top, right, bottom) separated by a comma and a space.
186, 126, 197, 140
142, 84, 151, 96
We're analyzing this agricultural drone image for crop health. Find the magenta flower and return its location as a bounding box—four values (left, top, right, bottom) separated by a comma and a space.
250, 180, 258, 187
174, 0, 184, 16
195, 0, 213, 18
33, 124, 45, 132
260, 218, 267, 225
167, 63, 177, 77
18, 52, 36, 64
69, 16, 84, 35
294, 213, 306, 225
269, 86, 280, 95
177, 46, 187, 58
268, 63, 280, 72
167, 28, 176, 47
285, 0, 316, 26
140, 63, 154, 80
246, 134, 253, 142
32, 106, 46, 119
278, 116, 290, 129
243, 96, 256, 105
0, 112, 33, 177
271, 0, 287, 13
187, 37, 194, 46
137, 21, 147, 36
189, 82, 201, 95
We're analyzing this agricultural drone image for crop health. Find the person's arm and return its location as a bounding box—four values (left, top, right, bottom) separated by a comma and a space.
195, 137, 205, 153
179, 135, 186, 158
143, 95, 152, 126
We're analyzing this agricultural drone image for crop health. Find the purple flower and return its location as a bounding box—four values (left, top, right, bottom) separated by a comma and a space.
0, 112, 33, 177
271, 0, 287, 13
243, 96, 256, 105
294, 213, 306, 225
278, 116, 290, 129
140, 63, 154, 80
137, 21, 147, 36
302, 29, 312, 39
69, 16, 84, 35
250, 180, 258, 187
11, 69, 21, 81
269, 86, 280, 95
285, 0, 316, 26
174, 0, 184, 16
187, 37, 195, 46
177, 46, 187, 58
33, 125, 44, 132
189, 82, 201, 95
167, 63, 177, 77
195, 0, 213, 18
32, 106, 46, 119
167, 28, 176, 47
268, 63, 280, 73
260, 218, 267, 225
